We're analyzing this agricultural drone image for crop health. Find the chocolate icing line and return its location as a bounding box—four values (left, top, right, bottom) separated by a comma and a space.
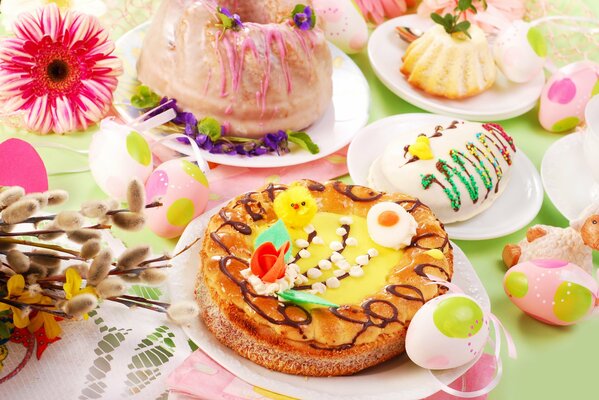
332, 181, 383, 202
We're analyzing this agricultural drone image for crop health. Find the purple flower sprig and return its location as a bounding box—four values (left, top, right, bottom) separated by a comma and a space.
217, 7, 243, 32
291, 4, 316, 31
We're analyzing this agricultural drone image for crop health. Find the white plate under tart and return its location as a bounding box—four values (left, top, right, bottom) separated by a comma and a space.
168, 206, 491, 400
114, 22, 370, 168
368, 15, 545, 121
347, 113, 544, 240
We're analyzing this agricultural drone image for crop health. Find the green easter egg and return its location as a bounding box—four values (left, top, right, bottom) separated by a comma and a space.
167, 198, 195, 227
126, 131, 152, 166
505, 271, 529, 298
527, 27, 547, 58
181, 160, 208, 187
433, 296, 484, 339
551, 116, 580, 133
553, 281, 593, 323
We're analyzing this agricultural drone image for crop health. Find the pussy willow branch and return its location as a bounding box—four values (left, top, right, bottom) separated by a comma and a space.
0, 238, 81, 256
107, 297, 168, 313
0, 224, 110, 238
0, 298, 70, 318
0, 201, 163, 227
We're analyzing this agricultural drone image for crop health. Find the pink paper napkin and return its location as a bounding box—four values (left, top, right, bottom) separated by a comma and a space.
167, 350, 496, 400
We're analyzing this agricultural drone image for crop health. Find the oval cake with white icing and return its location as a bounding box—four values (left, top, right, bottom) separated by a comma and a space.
196, 180, 453, 376
368, 121, 517, 223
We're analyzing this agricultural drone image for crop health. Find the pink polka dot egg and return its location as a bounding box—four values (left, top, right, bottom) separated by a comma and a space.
145, 158, 209, 238
504, 260, 598, 326
405, 293, 490, 370
539, 61, 599, 133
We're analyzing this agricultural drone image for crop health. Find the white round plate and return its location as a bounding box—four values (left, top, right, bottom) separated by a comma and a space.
347, 113, 544, 240
541, 132, 590, 221
169, 207, 490, 400
114, 22, 370, 168
368, 15, 545, 121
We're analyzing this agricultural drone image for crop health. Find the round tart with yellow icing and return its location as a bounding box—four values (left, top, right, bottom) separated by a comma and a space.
196, 180, 453, 376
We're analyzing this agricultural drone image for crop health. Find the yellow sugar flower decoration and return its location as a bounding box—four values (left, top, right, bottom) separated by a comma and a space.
28, 296, 61, 339
0, 274, 42, 329
63, 268, 96, 320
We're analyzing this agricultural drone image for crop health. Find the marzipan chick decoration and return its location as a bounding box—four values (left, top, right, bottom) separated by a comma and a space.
273, 185, 317, 229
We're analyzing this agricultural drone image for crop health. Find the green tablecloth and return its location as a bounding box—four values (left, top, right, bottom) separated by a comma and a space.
1, 1, 598, 398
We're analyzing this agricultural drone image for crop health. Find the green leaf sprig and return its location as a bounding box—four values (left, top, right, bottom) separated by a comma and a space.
287, 131, 320, 154
430, 0, 487, 39
130, 85, 161, 109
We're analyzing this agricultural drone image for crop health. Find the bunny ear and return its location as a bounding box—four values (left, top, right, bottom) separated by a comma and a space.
570, 201, 599, 230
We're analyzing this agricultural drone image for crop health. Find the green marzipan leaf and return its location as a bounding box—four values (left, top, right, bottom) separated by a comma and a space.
278, 290, 339, 308
457, 0, 471, 12
288, 131, 320, 154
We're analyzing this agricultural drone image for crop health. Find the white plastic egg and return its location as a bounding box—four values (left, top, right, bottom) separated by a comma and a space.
494, 21, 546, 83
145, 158, 209, 238
366, 202, 417, 250
406, 293, 490, 370
89, 118, 154, 201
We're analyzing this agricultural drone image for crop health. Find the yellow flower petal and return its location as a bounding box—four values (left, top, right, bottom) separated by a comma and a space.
7, 274, 25, 297
64, 268, 83, 300
0, 303, 10, 312
28, 313, 44, 333
43, 314, 61, 339
80, 286, 97, 297
18, 292, 42, 305
12, 308, 30, 329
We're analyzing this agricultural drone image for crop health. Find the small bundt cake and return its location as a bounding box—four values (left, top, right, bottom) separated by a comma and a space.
137, 0, 333, 138
400, 24, 496, 99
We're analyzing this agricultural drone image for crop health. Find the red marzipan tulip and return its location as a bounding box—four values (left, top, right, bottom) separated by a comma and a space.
250, 242, 290, 283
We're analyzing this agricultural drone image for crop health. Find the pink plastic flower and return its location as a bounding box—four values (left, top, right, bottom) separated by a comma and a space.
417, 0, 525, 34
0, 4, 122, 134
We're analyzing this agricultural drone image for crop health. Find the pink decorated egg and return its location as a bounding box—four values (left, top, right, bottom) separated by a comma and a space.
494, 21, 546, 83
145, 158, 209, 238
406, 293, 490, 370
89, 118, 154, 201
539, 61, 599, 133
314, 0, 368, 54
504, 260, 598, 326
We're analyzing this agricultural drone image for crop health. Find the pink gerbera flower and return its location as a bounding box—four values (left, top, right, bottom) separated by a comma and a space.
0, 4, 122, 134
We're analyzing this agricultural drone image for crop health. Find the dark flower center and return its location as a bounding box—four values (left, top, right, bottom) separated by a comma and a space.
47, 59, 70, 83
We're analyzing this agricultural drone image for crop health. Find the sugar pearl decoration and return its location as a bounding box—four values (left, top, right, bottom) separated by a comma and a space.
330, 241, 343, 251
337, 260, 351, 271
295, 275, 309, 284
312, 236, 324, 245
330, 252, 344, 263
368, 248, 379, 257
299, 249, 311, 259
288, 263, 300, 273
346, 237, 358, 247
295, 239, 310, 248
318, 259, 332, 270
333, 269, 347, 277
336, 227, 347, 236
311, 282, 326, 293
307, 268, 322, 279
349, 266, 364, 277
326, 277, 341, 289
304, 224, 315, 234
340, 217, 353, 225
356, 255, 370, 266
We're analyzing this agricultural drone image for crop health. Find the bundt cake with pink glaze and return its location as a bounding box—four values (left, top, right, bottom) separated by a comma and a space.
137, 0, 333, 138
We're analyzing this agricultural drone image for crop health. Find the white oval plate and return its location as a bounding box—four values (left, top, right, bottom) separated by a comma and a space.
541, 132, 590, 221
169, 206, 490, 400
347, 113, 544, 240
368, 15, 545, 121
114, 22, 370, 168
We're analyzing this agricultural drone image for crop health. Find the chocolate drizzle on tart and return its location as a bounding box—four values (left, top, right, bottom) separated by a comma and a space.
203, 181, 451, 350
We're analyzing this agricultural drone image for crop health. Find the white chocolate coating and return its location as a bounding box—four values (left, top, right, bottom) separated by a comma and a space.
368, 121, 517, 223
